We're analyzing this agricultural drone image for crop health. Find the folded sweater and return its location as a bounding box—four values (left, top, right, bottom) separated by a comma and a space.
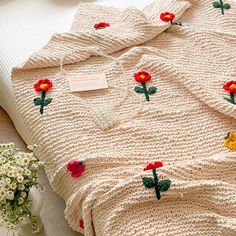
12, 0, 236, 235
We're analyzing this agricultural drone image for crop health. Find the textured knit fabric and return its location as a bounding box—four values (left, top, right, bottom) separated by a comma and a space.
12, 0, 236, 235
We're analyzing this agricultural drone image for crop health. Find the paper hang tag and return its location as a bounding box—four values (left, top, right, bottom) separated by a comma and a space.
68, 73, 108, 92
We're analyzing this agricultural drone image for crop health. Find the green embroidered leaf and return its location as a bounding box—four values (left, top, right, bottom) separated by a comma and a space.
147, 87, 157, 95
142, 177, 155, 188
213, 1, 221, 8
44, 98, 53, 106
34, 98, 42, 106
224, 97, 236, 105
223, 3, 231, 9
158, 179, 171, 192
134, 87, 144, 93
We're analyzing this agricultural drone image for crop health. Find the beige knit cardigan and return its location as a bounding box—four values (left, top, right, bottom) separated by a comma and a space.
12, 0, 236, 235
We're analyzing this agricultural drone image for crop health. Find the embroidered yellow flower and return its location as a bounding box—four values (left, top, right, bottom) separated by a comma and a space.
224, 132, 236, 150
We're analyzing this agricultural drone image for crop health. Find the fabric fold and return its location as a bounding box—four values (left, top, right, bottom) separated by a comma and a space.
12, 0, 191, 71
50, 152, 236, 235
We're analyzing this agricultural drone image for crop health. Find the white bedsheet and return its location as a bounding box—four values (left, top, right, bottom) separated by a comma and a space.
0, 0, 153, 143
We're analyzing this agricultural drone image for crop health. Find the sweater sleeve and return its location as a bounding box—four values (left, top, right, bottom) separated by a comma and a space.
13, 0, 191, 71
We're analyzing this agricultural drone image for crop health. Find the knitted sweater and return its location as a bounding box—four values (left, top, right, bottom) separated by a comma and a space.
12, 0, 236, 235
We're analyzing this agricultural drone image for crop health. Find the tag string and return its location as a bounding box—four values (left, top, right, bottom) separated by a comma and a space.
59, 48, 145, 122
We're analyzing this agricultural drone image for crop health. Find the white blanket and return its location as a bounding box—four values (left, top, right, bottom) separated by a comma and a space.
0, 0, 153, 142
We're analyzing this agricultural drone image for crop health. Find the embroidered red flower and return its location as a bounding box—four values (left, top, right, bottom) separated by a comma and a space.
94, 22, 110, 29
223, 81, 236, 105
144, 161, 163, 171
79, 219, 84, 229
134, 71, 157, 101
160, 12, 175, 23
67, 160, 85, 178
34, 78, 53, 114
34, 78, 53, 92
134, 71, 151, 83
223, 81, 236, 93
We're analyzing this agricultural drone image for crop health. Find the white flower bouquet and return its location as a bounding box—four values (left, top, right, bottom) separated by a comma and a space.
0, 143, 45, 233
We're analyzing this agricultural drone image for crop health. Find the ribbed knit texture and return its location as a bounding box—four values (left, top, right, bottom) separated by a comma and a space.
12, 0, 236, 235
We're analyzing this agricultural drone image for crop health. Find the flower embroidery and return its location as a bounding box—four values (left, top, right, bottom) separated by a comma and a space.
67, 160, 85, 178
224, 132, 236, 150
79, 219, 84, 229
134, 71, 157, 101
34, 79, 52, 92
213, 0, 231, 15
34, 78, 53, 114
94, 22, 110, 29
142, 162, 171, 200
144, 161, 163, 171
223, 81, 236, 105
160, 12, 175, 24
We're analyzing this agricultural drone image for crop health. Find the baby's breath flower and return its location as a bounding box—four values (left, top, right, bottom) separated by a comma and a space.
7, 166, 13, 171
2, 150, 11, 157
33, 177, 39, 182
0, 156, 7, 164
1, 167, 7, 174
0, 190, 6, 198
0, 142, 45, 232
21, 158, 30, 166
10, 183, 17, 190
7, 171, 14, 178
3, 163, 10, 168
18, 197, 24, 205
15, 155, 20, 161
17, 175, 24, 183
17, 167, 24, 174
6, 191, 14, 200
12, 166, 18, 172
0, 199, 6, 204
4, 184, 10, 190
24, 169, 31, 176
21, 192, 27, 198
18, 184, 25, 191
5, 178, 11, 184
31, 164, 39, 170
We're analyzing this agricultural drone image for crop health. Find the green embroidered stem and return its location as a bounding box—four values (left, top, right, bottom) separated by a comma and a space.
34, 92, 52, 114
230, 92, 235, 104
152, 168, 161, 200
141, 82, 150, 102
40, 91, 46, 114
171, 20, 173, 25
220, 0, 224, 14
